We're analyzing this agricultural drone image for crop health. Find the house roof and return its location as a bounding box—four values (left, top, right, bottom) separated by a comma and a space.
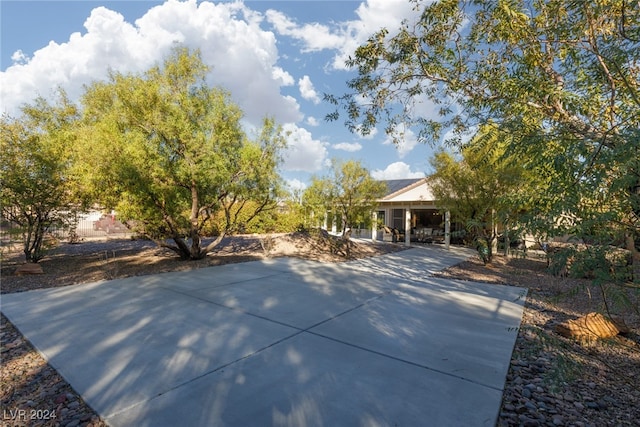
380, 178, 425, 200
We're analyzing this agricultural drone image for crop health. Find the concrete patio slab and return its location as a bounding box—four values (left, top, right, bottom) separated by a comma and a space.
106, 332, 503, 427
130, 259, 314, 292
2, 285, 299, 417
347, 244, 476, 283
187, 268, 394, 330
309, 277, 526, 390
1, 246, 526, 427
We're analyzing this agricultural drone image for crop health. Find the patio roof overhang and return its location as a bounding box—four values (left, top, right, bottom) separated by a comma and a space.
376, 200, 439, 207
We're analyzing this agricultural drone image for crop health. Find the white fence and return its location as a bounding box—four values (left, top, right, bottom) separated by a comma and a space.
1, 211, 134, 247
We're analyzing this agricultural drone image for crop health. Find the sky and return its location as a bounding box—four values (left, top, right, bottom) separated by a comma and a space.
1, 0, 442, 191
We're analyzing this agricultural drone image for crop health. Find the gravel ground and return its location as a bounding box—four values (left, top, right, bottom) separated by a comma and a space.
2, 236, 639, 427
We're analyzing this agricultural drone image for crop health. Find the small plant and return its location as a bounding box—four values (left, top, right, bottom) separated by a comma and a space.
475, 238, 490, 264
548, 243, 637, 319
101, 250, 119, 279
259, 236, 275, 256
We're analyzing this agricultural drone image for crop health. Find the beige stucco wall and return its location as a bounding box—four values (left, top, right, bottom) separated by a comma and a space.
383, 184, 435, 203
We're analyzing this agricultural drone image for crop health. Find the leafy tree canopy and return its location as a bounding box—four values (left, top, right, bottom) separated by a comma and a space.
429, 123, 540, 262
1, 92, 82, 262
77, 47, 285, 260
303, 159, 386, 237
328, 0, 639, 254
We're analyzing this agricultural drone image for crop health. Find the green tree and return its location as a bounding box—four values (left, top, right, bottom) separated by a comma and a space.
270, 186, 309, 233
302, 177, 335, 229
77, 47, 285, 260
428, 124, 536, 263
1, 93, 82, 262
303, 160, 386, 237
328, 0, 640, 271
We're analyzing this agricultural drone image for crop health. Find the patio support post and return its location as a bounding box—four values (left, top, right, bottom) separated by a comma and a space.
371, 211, 377, 242
405, 209, 411, 246
331, 210, 337, 234
445, 210, 451, 250
491, 209, 498, 254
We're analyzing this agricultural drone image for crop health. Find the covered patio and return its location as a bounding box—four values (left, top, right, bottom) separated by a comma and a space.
321, 178, 464, 247
370, 179, 460, 247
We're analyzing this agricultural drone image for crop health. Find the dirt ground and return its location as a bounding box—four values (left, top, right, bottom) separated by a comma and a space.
0, 232, 402, 294
1, 233, 639, 426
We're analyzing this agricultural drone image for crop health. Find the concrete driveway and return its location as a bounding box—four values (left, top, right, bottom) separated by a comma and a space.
1, 246, 527, 426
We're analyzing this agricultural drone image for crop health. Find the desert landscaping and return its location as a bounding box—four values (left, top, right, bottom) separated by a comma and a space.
1, 233, 639, 427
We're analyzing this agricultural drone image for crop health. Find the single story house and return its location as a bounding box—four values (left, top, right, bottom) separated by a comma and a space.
329, 178, 460, 247
372, 178, 458, 246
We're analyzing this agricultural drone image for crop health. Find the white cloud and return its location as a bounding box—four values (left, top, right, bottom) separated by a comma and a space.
265, 9, 344, 52
272, 66, 295, 86
371, 162, 425, 180
332, 142, 362, 152
10, 50, 29, 64
266, 0, 419, 70
298, 75, 320, 104
2, 7, 148, 113
383, 126, 421, 158
305, 116, 320, 127
331, 0, 419, 70
286, 178, 307, 192
355, 124, 378, 140
281, 123, 328, 172
0, 0, 302, 124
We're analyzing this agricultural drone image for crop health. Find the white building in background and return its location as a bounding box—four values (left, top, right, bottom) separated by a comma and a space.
323, 178, 460, 247
371, 178, 457, 247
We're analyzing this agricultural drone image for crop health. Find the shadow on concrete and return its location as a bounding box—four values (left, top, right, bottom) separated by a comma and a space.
2, 247, 526, 427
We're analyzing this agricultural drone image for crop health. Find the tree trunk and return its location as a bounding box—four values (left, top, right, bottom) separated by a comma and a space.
23, 218, 48, 263
201, 233, 227, 258
168, 236, 193, 260
189, 232, 202, 260
189, 183, 202, 260
504, 217, 510, 257
490, 209, 498, 257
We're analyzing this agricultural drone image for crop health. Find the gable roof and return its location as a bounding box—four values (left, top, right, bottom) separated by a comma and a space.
380, 178, 425, 200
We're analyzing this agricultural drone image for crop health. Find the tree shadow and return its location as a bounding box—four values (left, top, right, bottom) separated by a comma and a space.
1, 245, 529, 426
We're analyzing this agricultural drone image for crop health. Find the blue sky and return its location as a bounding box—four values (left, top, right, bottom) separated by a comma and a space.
1, 0, 441, 190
